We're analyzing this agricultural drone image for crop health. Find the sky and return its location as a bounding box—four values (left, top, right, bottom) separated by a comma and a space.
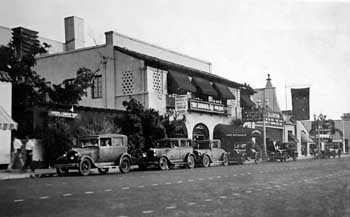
1, 0, 350, 120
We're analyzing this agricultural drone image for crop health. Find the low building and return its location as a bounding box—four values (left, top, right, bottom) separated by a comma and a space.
0, 71, 17, 166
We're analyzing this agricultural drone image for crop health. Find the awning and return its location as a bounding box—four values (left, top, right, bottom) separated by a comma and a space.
167, 70, 197, 94
191, 77, 219, 97
301, 132, 314, 143
288, 132, 299, 143
213, 82, 235, 99
0, 106, 17, 130
240, 94, 255, 108
213, 124, 261, 139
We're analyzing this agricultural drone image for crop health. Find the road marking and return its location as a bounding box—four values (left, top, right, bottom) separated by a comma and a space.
85, 191, 94, 194
14, 199, 24, 203
165, 182, 172, 185
122, 187, 130, 190
232, 193, 240, 196
240, 173, 245, 176
63, 193, 72, 197
198, 178, 204, 181
165, 205, 177, 209
282, 184, 288, 186
208, 177, 213, 180
104, 189, 112, 192
247, 172, 252, 175
177, 180, 183, 184
137, 185, 144, 188
204, 199, 213, 202
265, 187, 272, 189
233, 174, 237, 176
274, 185, 281, 188
188, 179, 194, 182
255, 189, 262, 191
217, 176, 222, 178
187, 202, 196, 206
151, 183, 159, 186
245, 190, 252, 194
219, 196, 228, 199
40, 196, 49, 199
62, 182, 67, 184
142, 210, 154, 214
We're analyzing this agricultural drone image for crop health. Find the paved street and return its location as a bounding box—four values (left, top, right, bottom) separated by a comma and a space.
1, 158, 350, 217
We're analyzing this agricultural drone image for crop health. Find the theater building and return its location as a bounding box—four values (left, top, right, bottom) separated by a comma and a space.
0, 16, 258, 141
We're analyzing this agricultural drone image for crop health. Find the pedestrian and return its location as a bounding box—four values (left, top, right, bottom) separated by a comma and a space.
23, 136, 35, 172
337, 148, 341, 158
7, 137, 24, 171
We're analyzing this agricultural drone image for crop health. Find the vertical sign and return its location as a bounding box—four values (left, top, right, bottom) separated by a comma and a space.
175, 95, 188, 112
291, 88, 310, 120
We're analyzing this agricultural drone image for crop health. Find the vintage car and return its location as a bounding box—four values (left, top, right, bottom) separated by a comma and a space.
54, 134, 132, 176
139, 138, 195, 170
221, 142, 258, 164
266, 142, 287, 162
192, 140, 229, 167
278, 142, 298, 161
322, 143, 340, 158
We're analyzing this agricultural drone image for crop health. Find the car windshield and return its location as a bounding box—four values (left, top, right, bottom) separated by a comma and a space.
156, 140, 178, 148
77, 138, 99, 148
195, 141, 210, 149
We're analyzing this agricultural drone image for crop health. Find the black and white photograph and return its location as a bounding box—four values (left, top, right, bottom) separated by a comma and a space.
0, 0, 349, 216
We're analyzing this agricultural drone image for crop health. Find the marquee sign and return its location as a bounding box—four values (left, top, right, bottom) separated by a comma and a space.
189, 99, 225, 114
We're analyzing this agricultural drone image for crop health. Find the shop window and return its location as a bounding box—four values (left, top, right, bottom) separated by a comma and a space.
122, 71, 135, 95
92, 75, 102, 98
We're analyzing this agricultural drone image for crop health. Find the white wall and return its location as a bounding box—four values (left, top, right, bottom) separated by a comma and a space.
0, 82, 12, 164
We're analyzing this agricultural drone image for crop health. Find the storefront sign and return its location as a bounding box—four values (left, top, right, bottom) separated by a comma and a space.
189, 99, 225, 114
175, 95, 188, 112
255, 112, 283, 128
242, 111, 263, 122
48, 110, 78, 119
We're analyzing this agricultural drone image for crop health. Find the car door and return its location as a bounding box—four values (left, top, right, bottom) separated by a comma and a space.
168, 140, 180, 162
179, 140, 192, 161
98, 137, 115, 163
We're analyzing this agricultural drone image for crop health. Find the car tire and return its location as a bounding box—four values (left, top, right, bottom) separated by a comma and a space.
119, 157, 131, 173
56, 168, 69, 176
222, 154, 229, 166
159, 157, 169, 170
98, 168, 109, 174
201, 155, 210, 167
79, 159, 91, 176
186, 155, 195, 169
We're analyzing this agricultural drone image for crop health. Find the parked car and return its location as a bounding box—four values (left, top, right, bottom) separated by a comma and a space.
277, 142, 298, 161
266, 142, 287, 162
139, 138, 195, 170
54, 134, 132, 176
322, 143, 340, 158
222, 142, 258, 164
193, 139, 229, 167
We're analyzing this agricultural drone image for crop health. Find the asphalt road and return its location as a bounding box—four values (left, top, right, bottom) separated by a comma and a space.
1, 158, 350, 217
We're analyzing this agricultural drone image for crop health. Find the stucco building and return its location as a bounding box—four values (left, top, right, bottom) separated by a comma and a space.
0, 16, 256, 141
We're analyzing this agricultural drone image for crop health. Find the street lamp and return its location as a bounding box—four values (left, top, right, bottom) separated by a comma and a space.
313, 114, 326, 157
257, 99, 269, 159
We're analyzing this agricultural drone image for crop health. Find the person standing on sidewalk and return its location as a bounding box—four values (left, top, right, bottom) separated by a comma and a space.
23, 136, 35, 172
7, 137, 24, 171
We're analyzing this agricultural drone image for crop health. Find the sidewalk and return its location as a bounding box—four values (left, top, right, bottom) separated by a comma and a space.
0, 168, 57, 180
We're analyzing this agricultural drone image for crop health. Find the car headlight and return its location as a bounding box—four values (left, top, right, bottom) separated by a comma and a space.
74, 152, 79, 157
142, 153, 147, 158
153, 152, 157, 157
63, 153, 67, 157
70, 156, 75, 160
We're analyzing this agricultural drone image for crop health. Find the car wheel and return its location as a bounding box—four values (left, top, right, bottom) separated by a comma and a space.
56, 168, 69, 176
119, 157, 131, 173
98, 168, 109, 174
201, 155, 210, 167
222, 154, 229, 166
79, 159, 91, 176
159, 157, 169, 170
186, 155, 195, 169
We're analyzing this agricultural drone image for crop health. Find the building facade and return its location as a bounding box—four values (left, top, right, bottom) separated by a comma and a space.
0, 16, 256, 141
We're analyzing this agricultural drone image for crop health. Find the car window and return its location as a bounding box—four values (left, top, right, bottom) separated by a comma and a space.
100, 138, 112, 147
79, 138, 98, 147
212, 141, 219, 148
112, 137, 123, 147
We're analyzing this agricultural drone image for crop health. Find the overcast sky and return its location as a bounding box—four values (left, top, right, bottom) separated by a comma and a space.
1, 0, 350, 119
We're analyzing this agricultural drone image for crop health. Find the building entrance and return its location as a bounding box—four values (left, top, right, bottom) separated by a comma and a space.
193, 123, 209, 140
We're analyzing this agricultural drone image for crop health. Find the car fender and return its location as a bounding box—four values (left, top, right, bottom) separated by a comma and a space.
118, 153, 132, 165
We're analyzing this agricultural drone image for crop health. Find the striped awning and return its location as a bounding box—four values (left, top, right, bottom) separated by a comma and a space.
0, 106, 17, 130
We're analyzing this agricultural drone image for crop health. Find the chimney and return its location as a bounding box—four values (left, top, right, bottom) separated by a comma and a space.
64, 16, 84, 51
105, 31, 114, 45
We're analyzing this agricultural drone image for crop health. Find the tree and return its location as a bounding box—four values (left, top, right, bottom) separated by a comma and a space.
118, 99, 166, 159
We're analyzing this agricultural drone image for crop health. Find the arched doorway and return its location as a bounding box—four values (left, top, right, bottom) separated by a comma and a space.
193, 123, 209, 140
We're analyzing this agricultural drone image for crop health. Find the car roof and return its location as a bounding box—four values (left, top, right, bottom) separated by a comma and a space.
80, 134, 127, 139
